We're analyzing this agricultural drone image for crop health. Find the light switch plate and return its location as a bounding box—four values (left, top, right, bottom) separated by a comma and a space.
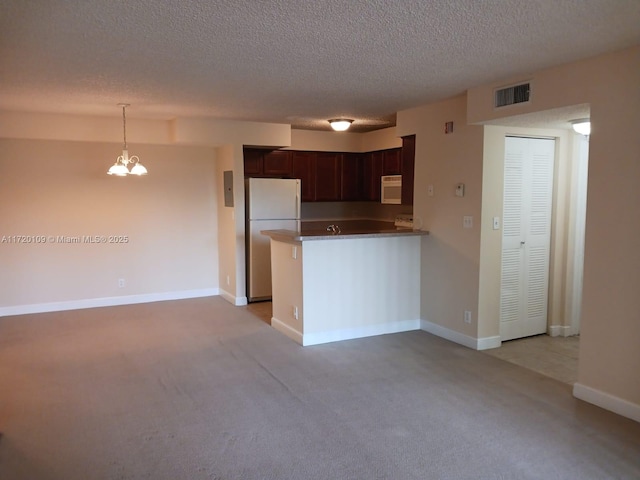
493, 217, 500, 230
427, 184, 434, 197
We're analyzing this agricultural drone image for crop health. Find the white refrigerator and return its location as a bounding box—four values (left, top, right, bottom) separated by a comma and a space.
246, 178, 301, 302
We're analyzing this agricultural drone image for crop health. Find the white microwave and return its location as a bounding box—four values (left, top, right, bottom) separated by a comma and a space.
381, 175, 402, 204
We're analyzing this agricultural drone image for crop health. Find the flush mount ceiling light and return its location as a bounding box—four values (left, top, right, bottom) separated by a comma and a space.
107, 104, 148, 176
328, 118, 354, 132
570, 118, 591, 136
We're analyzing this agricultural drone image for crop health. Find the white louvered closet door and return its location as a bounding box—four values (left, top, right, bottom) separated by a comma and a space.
500, 136, 555, 341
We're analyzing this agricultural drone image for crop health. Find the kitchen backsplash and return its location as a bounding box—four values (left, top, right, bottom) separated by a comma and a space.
301, 201, 410, 222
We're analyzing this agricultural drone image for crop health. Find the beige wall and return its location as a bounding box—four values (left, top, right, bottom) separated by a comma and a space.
0, 113, 292, 312
397, 94, 485, 341
289, 126, 401, 152
396, 46, 639, 418
289, 129, 362, 152
215, 144, 239, 303
468, 46, 640, 414
0, 138, 218, 311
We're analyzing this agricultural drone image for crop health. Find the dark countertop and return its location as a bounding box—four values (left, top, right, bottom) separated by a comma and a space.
261, 226, 429, 242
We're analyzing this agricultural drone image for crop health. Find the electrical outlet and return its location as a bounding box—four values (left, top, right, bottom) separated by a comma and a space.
291, 246, 297, 259
293, 306, 299, 320
463, 216, 473, 229
118, 278, 126, 288
464, 311, 472, 324
226, 275, 230, 286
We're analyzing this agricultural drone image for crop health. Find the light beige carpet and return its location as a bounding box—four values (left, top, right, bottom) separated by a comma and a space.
1, 296, 639, 479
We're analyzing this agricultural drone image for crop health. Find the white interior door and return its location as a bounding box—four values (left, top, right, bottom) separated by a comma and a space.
500, 136, 555, 341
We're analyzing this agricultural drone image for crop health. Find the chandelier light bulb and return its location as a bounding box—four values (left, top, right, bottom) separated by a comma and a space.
107, 104, 148, 175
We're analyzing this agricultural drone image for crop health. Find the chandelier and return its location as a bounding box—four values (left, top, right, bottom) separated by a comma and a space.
107, 104, 148, 176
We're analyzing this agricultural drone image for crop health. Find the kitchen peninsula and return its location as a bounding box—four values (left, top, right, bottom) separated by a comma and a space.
261, 223, 428, 346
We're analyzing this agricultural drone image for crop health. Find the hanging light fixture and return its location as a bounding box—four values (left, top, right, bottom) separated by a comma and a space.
570, 118, 591, 136
328, 118, 354, 131
108, 104, 148, 176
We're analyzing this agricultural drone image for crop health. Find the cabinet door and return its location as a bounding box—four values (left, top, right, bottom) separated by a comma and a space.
362, 151, 383, 201
315, 152, 341, 201
383, 148, 402, 175
263, 150, 293, 177
401, 135, 415, 205
243, 148, 263, 176
341, 153, 361, 201
292, 151, 316, 202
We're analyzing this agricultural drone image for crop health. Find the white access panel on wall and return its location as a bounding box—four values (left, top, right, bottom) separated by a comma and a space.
500, 136, 555, 341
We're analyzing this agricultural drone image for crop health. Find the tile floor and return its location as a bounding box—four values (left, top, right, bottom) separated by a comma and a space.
243, 302, 579, 385
482, 334, 580, 385
244, 300, 273, 324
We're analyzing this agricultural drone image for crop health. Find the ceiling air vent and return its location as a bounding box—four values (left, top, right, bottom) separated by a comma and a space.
494, 82, 530, 108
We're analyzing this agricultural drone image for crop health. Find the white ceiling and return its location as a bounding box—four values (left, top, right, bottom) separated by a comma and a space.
1, 0, 639, 132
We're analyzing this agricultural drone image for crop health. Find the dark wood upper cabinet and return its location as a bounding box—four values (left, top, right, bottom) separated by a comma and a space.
341, 153, 361, 201
243, 148, 263, 176
401, 135, 416, 206
315, 152, 342, 201
263, 150, 293, 177
292, 151, 316, 202
362, 151, 383, 201
383, 148, 402, 175
244, 144, 411, 203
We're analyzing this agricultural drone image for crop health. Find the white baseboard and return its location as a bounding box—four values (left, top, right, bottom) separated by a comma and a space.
271, 318, 420, 347
271, 317, 304, 345
573, 383, 640, 423
219, 289, 248, 306
420, 319, 501, 350
548, 325, 572, 337
0, 288, 219, 317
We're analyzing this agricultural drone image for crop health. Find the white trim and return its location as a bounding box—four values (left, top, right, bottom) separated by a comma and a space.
219, 289, 248, 306
573, 383, 640, 423
302, 319, 420, 346
420, 319, 501, 350
548, 325, 572, 337
477, 335, 502, 350
271, 318, 420, 347
271, 317, 304, 344
0, 288, 218, 317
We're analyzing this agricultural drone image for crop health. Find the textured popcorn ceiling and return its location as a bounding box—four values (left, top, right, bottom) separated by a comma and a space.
1, 0, 639, 132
